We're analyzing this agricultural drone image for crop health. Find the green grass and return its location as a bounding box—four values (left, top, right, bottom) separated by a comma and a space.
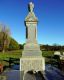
42, 51, 54, 57
0, 50, 54, 61
0, 50, 62, 70
0, 50, 22, 60
0, 50, 22, 66
42, 51, 55, 64
0, 50, 55, 66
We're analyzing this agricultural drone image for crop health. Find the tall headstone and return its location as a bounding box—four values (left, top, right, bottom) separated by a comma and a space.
22, 2, 42, 57
20, 2, 45, 80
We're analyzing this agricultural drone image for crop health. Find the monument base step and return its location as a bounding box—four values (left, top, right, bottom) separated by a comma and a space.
22, 50, 42, 57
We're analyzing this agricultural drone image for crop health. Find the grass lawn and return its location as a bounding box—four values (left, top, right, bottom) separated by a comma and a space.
0, 50, 22, 59
0, 50, 54, 60
0, 50, 22, 66
42, 51, 54, 64
42, 51, 54, 57
0, 50, 55, 66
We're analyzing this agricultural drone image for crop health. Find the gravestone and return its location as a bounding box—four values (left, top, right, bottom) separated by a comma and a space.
63, 52, 64, 55
54, 51, 61, 56
20, 2, 45, 80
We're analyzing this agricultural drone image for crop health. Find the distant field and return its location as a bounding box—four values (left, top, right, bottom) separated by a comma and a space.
42, 51, 54, 57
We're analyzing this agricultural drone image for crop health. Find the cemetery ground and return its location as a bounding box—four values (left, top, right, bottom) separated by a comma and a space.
0, 50, 64, 74
0, 50, 64, 80
0, 50, 62, 70
0, 50, 22, 68
0, 50, 54, 67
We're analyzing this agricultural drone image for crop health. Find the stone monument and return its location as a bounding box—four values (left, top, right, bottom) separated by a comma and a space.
20, 2, 45, 80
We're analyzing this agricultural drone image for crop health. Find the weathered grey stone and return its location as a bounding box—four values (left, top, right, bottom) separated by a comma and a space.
54, 51, 61, 56
23, 1, 42, 57
20, 2, 45, 80
20, 57, 45, 72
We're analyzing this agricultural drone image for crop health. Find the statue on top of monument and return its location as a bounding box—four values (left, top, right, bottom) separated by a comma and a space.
25, 2, 38, 22
28, 2, 34, 12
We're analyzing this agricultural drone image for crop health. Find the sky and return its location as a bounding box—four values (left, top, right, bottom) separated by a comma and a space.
0, 0, 64, 45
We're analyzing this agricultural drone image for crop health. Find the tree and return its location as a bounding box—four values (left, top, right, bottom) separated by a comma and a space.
19, 44, 23, 49
0, 24, 10, 53
9, 38, 20, 50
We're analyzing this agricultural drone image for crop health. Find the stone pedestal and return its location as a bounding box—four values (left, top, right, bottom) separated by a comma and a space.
20, 57, 45, 80
20, 57, 45, 73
